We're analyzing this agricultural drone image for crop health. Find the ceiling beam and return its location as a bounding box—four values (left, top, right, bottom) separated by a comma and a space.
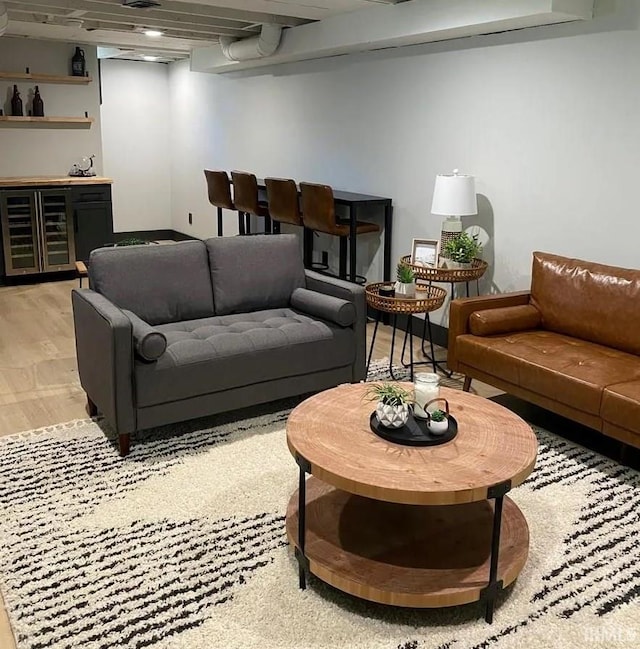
7, 4, 259, 38
5, 0, 309, 27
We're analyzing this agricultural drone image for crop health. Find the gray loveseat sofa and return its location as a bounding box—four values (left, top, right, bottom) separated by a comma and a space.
72, 235, 366, 456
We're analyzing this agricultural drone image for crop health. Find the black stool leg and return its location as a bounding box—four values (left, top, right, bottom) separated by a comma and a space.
245, 212, 251, 235
238, 211, 245, 235
272, 221, 281, 235
339, 237, 347, 280
217, 207, 223, 237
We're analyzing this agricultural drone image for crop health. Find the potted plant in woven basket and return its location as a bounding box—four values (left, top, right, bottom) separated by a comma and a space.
365, 383, 413, 429
441, 232, 481, 269
395, 262, 416, 298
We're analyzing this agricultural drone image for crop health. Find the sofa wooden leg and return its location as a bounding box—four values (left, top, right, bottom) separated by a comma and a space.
86, 396, 98, 417
463, 376, 472, 392
118, 433, 131, 457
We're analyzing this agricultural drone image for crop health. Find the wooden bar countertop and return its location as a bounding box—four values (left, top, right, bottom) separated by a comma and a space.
0, 176, 113, 187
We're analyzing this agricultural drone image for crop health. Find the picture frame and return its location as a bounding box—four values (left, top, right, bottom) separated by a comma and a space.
411, 238, 440, 268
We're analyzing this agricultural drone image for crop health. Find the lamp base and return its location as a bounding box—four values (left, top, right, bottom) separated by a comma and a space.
440, 216, 463, 251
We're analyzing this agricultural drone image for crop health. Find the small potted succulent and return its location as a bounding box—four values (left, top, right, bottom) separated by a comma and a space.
365, 382, 413, 429
442, 232, 482, 269
395, 262, 416, 298
424, 398, 450, 435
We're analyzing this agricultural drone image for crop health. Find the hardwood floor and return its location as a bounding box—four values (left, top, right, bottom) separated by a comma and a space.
0, 277, 499, 648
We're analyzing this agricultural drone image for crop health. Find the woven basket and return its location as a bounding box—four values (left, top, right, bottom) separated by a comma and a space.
365, 283, 447, 314
400, 256, 488, 283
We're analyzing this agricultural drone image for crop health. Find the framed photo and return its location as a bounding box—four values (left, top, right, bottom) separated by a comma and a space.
411, 238, 440, 268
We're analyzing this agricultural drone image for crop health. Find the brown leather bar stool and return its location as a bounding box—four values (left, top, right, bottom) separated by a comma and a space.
231, 171, 271, 235
204, 169, 240, 237
264, 177, 302, 234
300, 182, 380, 283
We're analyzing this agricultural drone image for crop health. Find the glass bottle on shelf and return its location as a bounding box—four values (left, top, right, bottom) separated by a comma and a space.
10, 85, 23, 116
32, 86, 44, 117
71, 47, 86, 77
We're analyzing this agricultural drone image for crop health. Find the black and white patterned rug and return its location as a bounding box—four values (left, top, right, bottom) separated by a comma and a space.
0, 362, 638, 649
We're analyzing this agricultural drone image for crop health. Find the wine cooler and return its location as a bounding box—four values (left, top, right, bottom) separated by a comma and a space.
0, 188, 76, 276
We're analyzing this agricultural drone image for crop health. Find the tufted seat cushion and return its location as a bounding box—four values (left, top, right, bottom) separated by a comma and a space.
134, 308, 355, 407
456, 330, 640, 415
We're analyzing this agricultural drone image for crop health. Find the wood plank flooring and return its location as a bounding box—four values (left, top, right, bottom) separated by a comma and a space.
0, 277, 499, 648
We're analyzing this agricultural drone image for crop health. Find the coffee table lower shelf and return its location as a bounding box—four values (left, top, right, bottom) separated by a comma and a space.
286, 477, 529, 608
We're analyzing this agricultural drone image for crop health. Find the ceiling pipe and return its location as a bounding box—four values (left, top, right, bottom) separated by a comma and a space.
219, 24, 282, 61
0, 3, 8, 37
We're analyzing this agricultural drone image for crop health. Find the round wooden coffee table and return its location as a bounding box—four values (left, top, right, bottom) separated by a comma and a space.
285, 383, 538, 623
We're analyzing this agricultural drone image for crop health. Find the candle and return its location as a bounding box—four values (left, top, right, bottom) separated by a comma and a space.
413, 373, 440, 418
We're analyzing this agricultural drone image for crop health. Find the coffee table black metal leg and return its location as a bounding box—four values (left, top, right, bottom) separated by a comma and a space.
295, 454, 311, 590
366, 310, 381, 377
481, 480, 511, 623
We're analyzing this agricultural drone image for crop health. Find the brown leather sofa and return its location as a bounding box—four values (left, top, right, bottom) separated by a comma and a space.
448, 251, 640, 449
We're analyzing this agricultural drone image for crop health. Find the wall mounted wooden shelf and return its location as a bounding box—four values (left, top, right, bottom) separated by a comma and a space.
0, 72, 93, 85
0, 116, 94, 128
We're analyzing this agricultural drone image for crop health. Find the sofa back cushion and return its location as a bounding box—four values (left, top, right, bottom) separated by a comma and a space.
89, 241, 215, 325
530, 251, 640, 355
206, 234, 305, 315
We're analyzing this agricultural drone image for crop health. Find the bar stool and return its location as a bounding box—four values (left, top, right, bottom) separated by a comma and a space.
300, 182, 380, 282
231, 171, 271, 235
204, 169, 242, 237
264, 177, 302, 234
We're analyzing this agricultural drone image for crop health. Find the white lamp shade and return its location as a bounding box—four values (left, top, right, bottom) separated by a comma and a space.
431, 172, 477, 216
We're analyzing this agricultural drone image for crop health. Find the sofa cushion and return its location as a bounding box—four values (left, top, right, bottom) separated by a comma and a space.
530, 251, 640, 356
134, 308, 355, 407
290, 288, 356, 327
469, 304, 541, 337
89, 241, 215, 325
456, 330, 640, 414
601, 381, 640, 433
206, 234, 305, 315
123, 310, 167, 361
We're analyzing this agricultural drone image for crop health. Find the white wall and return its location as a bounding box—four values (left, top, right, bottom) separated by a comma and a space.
100, 59, 171, 233
0, 38, 102, 177
168, 1, 640, 321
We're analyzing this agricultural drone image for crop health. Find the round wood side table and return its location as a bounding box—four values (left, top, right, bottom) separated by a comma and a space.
399, 257, 489, 375
365, 282, 447, 381
285, 383, 538, 623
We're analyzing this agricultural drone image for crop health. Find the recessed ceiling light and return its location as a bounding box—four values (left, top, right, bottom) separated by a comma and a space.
142, 55, 159, 61
144, 29, 163, 37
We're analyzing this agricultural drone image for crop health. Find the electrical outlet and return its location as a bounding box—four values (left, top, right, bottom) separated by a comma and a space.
188, 212, 193, 225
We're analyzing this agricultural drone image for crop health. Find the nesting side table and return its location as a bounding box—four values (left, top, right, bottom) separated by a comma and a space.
399, 257, 488, 375
365, 282, 447, 380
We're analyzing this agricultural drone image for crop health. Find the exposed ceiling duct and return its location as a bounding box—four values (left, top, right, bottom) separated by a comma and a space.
0, 2, 8, 37
219, 24, 282, 62
193, 0, 595, 74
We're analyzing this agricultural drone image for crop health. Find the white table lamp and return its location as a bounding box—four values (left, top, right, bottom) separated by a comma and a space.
431, 169, 477, 248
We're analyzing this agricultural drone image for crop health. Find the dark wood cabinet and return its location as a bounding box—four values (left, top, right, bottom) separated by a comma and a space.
0, 181, 113, 280
71, 185, 114, 262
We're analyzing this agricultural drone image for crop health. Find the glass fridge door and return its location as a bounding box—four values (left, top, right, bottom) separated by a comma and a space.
0, 190, 41, 276
39, 189, 76, 272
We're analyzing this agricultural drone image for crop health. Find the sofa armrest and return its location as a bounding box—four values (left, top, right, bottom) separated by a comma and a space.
122, 310, 167, 361
72, 289, 136, 434
291, 288, 356, 327
447, 291, 531, 372
304, 270, 366, 381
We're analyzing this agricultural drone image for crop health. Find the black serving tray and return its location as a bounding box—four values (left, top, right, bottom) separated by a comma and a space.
370, 411, 458, 447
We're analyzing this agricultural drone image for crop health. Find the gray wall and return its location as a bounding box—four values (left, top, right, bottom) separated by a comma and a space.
168, 0, 640, 322
0, 38, 103, 177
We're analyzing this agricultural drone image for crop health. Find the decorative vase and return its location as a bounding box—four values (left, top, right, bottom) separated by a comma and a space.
446, 260, 473, 270
376, 401, 409, 428
394, 281, 416, 298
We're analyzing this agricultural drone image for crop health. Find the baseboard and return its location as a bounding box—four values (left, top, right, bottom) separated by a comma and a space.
114, 230, 200, 242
